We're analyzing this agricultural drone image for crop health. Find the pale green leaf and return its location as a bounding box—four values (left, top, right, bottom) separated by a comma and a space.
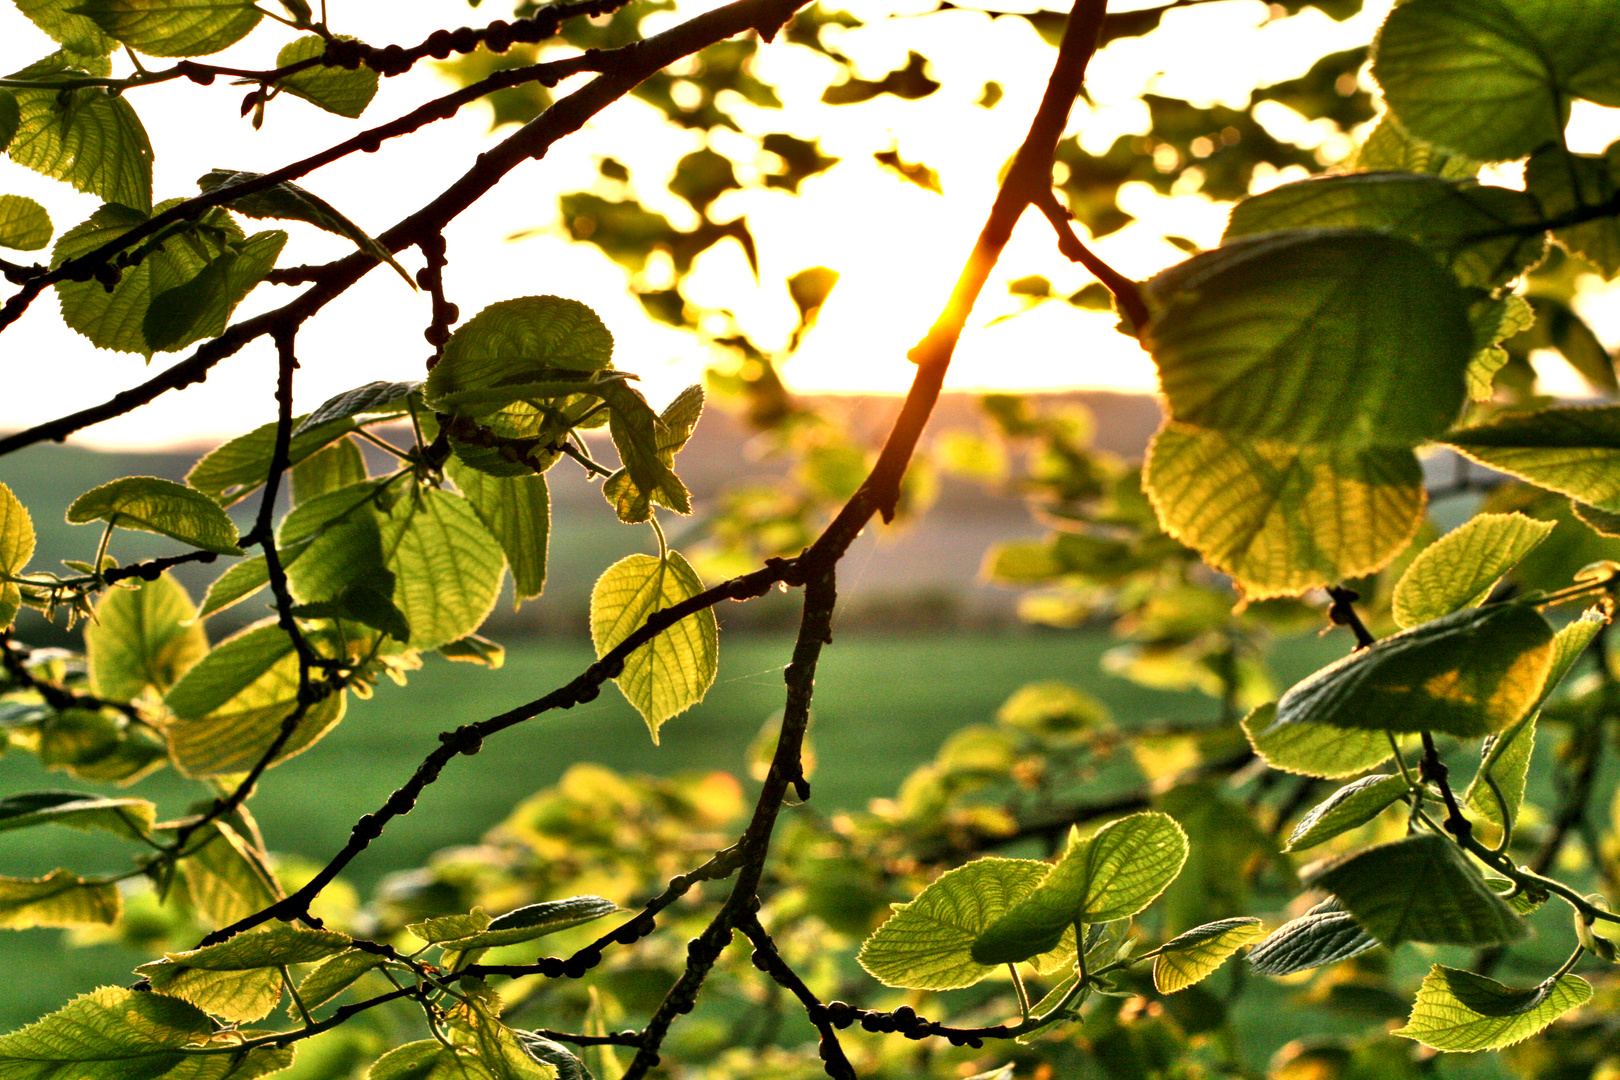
1306, 833, 1525, 945
857, 857, 1050, 990
0, 791, 155, 841
6, 60, 152, 211
297, 949, 385, 1010
431, 896, 619, 950
377, 488, 505, 650
274, 34, 379, 117
136, 924, 350, 1023
590, 551, 718, 742
76, 0, 262, 57
1392, 512, 1555, 628
447, 459, 549, 606
1373, 0, 1620, 162
1152, 917, 1264, 993
0, 985, 213, 1080
1464, 713, 1536, 830
0, 481, 37, 575
143, 229, 287, 354
1286, 774, 1410, 851
1526, 144, 1620, 278
1248, 897, 1380, 975
1394, 965, 1592, 1051
186, 414, 358, 506
408, 909, 490, 945
1144, 230, 1473, 447
0, 868, 120, 929
1448, 408, 1620, 514
15, 0, 120, 55
174, 818, 280, 928
1466, 294, 1535, 400
85, 572, 206, 702
1354, 113, 1478, 178
195, 556, 270, 621
971, 812, 1189, 965
1225, 173, 1542, 288
367, 1040, 497, 1080
68, 476, 243, 555
0, 194, 51, 250
279, 481, 393, 627
1144, 423, 1425, 599
1271, 603, 1555, 738
1241, 702, 1392, 779
290, 435, 367, 505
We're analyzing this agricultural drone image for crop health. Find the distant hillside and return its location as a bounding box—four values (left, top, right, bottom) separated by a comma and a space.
0, 390, 1164, 643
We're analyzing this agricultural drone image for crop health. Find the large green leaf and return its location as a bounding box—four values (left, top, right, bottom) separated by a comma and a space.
280, 482, 392, 617
425, 296, 616, 408
0, 195, 52, 251
0, 985, 213, 1079
1152, 917, 1264, 993
857, 858, 1050, 990
68, 476, 243, 555
85, 572, 206, 702
971, 812, 1189, 965
590, 552, 718, 742
6, 57, 152, 211
135, 924, 351, 1023
187, 415, 358, 506
77, 0, 262, 57
1392, 512, 1555, 628
1248, 897, 1380, 975
1241, 702, 1393, 779
0, 869, 120, 929
447, 460, 549, 606
1526, 144, 1620, 279
52, 202, 240, 355
377, 488, 506, 650
1144, 423, 1424, 599
0, 791, 154, 841
163, 621, 346, 777
1306, 833, 1525, 945
1446, 407, 1620, 513
15, 0, 120, 55
1394, 966, 1592, 1051
1373, 0, 1620, 163
1271, 603, 1555, 738
274, 34, 379, 117
142, 229, 286, 353
1285, 774, 1410, 852
1225, 173, 1543, 288
367, 1040, 498, 1080
0, 481, 36, 630
1144, 230, 1473, 448
290, 436, 367, 505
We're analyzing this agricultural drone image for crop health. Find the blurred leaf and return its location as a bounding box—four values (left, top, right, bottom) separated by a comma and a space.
873, 148, 942, 194
0, 481, 36, 629
1526, 145, 1620, 279
0, 869, 120, 929
822, 51, 938, 104
0, 792, 154, 841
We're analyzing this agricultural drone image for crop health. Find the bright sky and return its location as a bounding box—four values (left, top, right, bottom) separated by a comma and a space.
0, 0, 1616, 449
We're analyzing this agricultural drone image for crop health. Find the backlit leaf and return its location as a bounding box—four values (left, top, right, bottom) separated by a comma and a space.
14, 0, 120, 55
274, 34, 379, 117
1353, 113, 1478, 178
76, 0, 262, 56
447, 460, 548, 606
1145, 423, 1424, 599
195, 556, 269, 621
0, 791, 154, 841
1526, 144, 1620, 279
1248, 897, 1380, 975
297, 949, 385, 1009
1306, 833, 1525, 945
0, 194, 51, 250
1241, 702, 1393, 779
174, 818, 280, 928
430, 896, 619, 950
290, 435, 367, 505
857, 858, 1050, 990
68, 476, 243, 555
1271, 603, 1555, 738
590, 552, 718, 742
143, 229, 287, 354
377, 488, 505, 650
1446, 407, 1620, 513
6, 57, 152, 211
1392, 512, 1555, 628
1152, 917, 1264, 993
1394, 966, 1592, 1051
602, 384, 703, 523
425, 296, 615, 410
368, 1040, 498, 1080
187, 415, 358, 506
1286, 774, 1410, 851
0, 985, 213, 1079
0, 481, 36, 629
295, 381, 420, 435
0, 868, 119, 929
85, 572, 206, 702
1144, 230, 1473, 447
135, 924, 351, 1023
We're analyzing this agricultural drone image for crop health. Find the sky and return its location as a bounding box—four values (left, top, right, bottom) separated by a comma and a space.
0, 0, 1616, 449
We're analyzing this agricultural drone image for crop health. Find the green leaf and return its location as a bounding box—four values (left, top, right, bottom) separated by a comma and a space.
187, 414, 358, 506
15, 0, 120, 55
1516, 296, 1619, 396
1225, 173, 1542, 288
0, 868, 120, 929
0, 791, 155, 841
1248, 897, 1379, 975
1392, 512, 1556, 628
1241, 701, 1392, 779
292, 584, 410, 645
1394, 966, 1592, 1051
1144, 230, 1473, 448
590, 552, 718, 742
196, 556, 269, 620
408, 909, 491, 945
368, 1040, 498, 1080
297, 949, 386, 1010
0, 194, 52, 250
1464, 713, 1536, 830
6, 62, 152, 211
163, 621, 346, 777
440, 633, 505, 668
1285, 774, 1409, 852
52, 202, 240, 355
602, 384, 703, 522
76, 0, 262, 57
1272, 603, 1555, 739
280, 481, 394, 631
441, 896, 619, 950
0, 481, 37, 630
199, 171, 411, 287
290, 435, 367, 505
1448, 407, 1620, 514
1144, 423, 1425, 599
447, 459, 549, 606
378, 488, 506, 650
295, 381, 420, 435
135, 924, 351, 1023
1373, 0, 1620, 162
427, 296, 614, 400
971, 812, 1189, 965
274, 34, 379, 117
0, 92, 18, 154
857, 857, 1050, 990
1467, 294, 1535, 400
68, 476, 243, 555
1152, 917, 1264, 993
0, 985, 214, 1079
1526, 144, 1620, 279
1354, 113, 1478, 178
85, 572, 206, 702
173, 818, 280, 928
1306, 833, 1525, 945
143, 229, 287, 353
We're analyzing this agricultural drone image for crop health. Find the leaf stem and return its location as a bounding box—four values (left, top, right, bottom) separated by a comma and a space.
1008, 963, 1032, 1020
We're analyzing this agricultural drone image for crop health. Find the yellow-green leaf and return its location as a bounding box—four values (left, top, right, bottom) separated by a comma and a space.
7, 59, 151, 211
0, 194, 51, 251
378, 488, 506, 651
68, 476, 243, 556
1285, 774, 1410, 852
1152, 917, 1264, 993
77, 0, 262, 57
274, 34, 379, 117
0, 868, 120, 929
173, 818, 280, 928
297, 949, 385, 1010
187, 415, 358, 507
1241, 702, 1392, 779
1395, 965, 1592, 1051
1247, 897, 1379, 976
136, 924, 350, 1023
0, 791, 155, 841
85, 572, 206, 702
0, 985, 213, 1079
1446, 407, 1620, 514
447, 460, 548, 607
0, 481, 36, 630
368, 1041, 498, 1080
1391, 512, 1555, 628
